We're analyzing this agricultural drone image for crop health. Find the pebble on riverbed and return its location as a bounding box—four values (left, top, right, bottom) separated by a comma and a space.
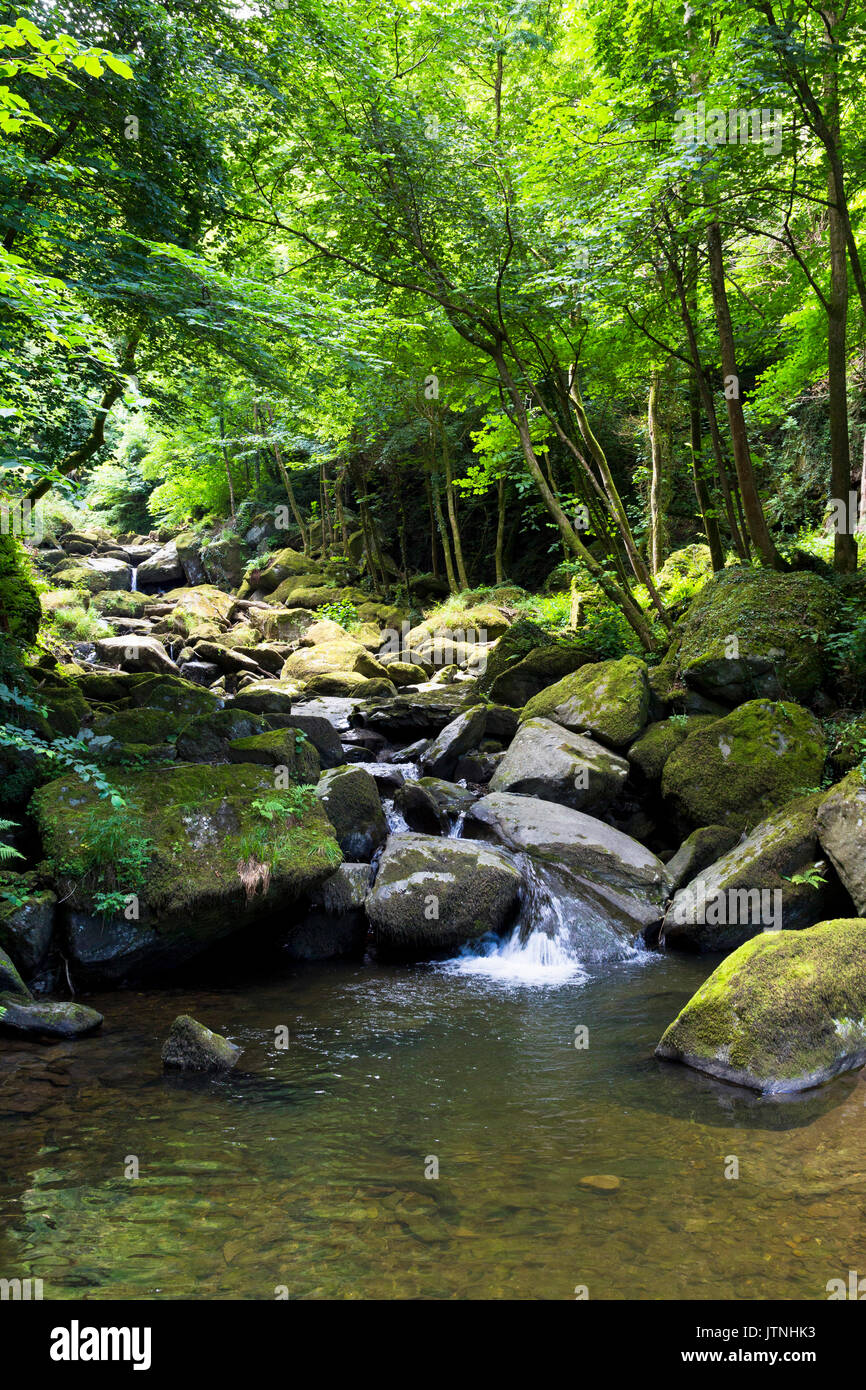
161, 1014, 242, 1073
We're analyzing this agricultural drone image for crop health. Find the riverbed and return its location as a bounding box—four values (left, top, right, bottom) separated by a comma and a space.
1, 945, 863, 1300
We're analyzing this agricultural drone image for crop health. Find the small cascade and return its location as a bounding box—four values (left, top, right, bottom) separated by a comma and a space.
441, 855, 587, 985
130, 566, 139, 592
447, 811, 466, 838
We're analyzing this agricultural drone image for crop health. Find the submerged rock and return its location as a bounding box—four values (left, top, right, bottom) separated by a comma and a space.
656, 919, 866, 1093
661, 700, 825, 831
367, 833, 521, 958
521, 655, 650, 749
489, 717, 628, 812
162, 1014, 241, 1072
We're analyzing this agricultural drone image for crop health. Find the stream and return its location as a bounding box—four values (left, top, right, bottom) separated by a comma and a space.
1, 936, 864, 1300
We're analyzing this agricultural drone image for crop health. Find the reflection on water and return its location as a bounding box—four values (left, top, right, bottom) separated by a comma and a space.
1, 947, 865, 1300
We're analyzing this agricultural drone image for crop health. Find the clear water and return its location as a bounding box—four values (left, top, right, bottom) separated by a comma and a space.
1, 939, 864, 1301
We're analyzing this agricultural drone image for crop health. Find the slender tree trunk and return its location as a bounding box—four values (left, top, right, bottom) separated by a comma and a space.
495, 476, 506, 584
424, 472, 439, 577
441, 428, 469, 590
27, 333, 140, 504
493, 350, 658, 650
706, 221, 782, 568
647, 369, 667, 573
268, 407, 308, 555
689, 373, 726, 571
218, 406, 236, 524
431, 470, 458, 594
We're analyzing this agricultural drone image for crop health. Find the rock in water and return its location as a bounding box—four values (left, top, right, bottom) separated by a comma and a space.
367, 833, 521, 958
464, 792, 669, 957
0, 997, 103, 1039
162, 1015, 242, 1072
656, 919, 866, 1094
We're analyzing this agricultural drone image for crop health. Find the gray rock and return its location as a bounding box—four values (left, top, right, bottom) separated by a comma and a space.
137, 540, 184, 586
420, 704, 487, 778
95, 633, 180, 675
665, 824, 741, 895
489, 717, 628, 812
316, 766, 387, 862
367, 832, 521, 958
817, 772, 866, 913
0, 996, 102, 1038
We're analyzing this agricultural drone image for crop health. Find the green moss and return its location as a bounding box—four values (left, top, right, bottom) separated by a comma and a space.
228, 728, 320, 781
628, 715, 716, 782
661, 699, 826, 830
657, 919, 866, 1092
0, 535, 41, 647
32, 763, 341, 928
521, 654, 650, 747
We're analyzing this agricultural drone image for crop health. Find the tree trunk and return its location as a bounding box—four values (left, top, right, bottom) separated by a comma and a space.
689, 373, 726, 571
648, 369, 667, 573
495, 476, 506, 584
706, 221, 782, 568
441, 428, 469, 590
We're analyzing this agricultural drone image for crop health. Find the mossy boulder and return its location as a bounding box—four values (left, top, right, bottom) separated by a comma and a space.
90, 589, 151, 618
175, 532, 206, 586
202, 533, 246, 590
628, 715, 718, 783
521, 655, 650, 749
658, 566, 835, 705
489, 717, 628, 813
656, 919, 866, 1093
662, 794, 837, 951
32, 764, 342, 985
316, 765, 387, 862
486, 640, 597, 707
282, 639, 388, 683
420, 704, 488, 778
127, 672, 219, 717
163, 584, 236, 638
0, 943, 31, 999
246, 547, 314, 594
92, 706, 191, 747
162, 1014, 241, 1072
0, 996, 103, 1039
0, 875, 56, 977
228, 728, 320, 780
175, 709, 273, 762
665, 824, 741, 895
367, 832, 521, 958
661, 699, 826, 831
0, 534, 41, 645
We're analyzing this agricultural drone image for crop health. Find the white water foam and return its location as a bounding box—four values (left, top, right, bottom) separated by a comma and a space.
441, 924, 588, 986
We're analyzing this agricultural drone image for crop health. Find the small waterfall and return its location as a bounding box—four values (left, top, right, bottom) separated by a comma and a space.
130, 566, 139, 592
447, 811, 466, 838
441, 855, 587, 986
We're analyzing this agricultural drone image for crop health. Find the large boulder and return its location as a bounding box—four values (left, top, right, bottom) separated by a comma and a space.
32, 764, 342, 985
0, 880, 56, 976
479, 619, 596, 706
656, 919, 866, 1093
164, 585, 236, 640
315, 766, 387, 862
657, 566, 835, 704
95, 633, 180, 675
521, 655, 650, 748
465, 791, 669, 956
228, 728, 320, 779
367, 833, 521, 958
174, 532, 206, 586
81, 555, 131, 590
661, 700, 825, 831
202, 533, 246, 590
817, 772, 866, 913
662, 794, 836, 951
282, 640, 388, 683
489, 717, 628, 812
628, 715, 717, 784
136, 540, 183, 586
246, 547, 313, 594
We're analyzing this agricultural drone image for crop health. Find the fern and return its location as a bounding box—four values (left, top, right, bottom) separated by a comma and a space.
0, 817, 23, 863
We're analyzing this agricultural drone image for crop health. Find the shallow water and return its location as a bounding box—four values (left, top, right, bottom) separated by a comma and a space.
1, 945, 865, 1301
